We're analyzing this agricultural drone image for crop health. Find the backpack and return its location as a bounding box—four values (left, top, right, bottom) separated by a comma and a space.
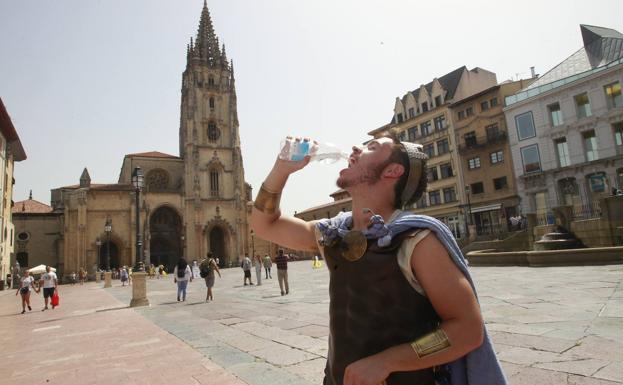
177, 266, 186, 278
200, 260, 212, 278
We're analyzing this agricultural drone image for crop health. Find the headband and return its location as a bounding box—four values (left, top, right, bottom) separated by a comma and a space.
400, 142, 428, 208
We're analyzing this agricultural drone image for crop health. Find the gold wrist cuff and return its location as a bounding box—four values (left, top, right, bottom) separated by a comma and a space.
410, 328, 450, 358
254, 183, 282, 215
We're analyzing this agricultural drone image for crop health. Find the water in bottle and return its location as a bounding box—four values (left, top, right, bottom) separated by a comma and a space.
279, 137, 348, 164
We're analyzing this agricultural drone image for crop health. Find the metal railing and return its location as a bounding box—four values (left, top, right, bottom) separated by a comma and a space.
572, 200, 603, 220
458, 131, 508, 154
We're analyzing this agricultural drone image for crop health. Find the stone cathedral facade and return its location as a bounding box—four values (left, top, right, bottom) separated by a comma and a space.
13, 3, 252, 278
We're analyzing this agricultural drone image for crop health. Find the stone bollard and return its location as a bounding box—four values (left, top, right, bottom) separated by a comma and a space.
104, 271, 112, 288
95, 272, 101, 283
130, 272, 150, 307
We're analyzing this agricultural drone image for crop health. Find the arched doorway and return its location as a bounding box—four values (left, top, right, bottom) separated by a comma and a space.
149, 206, 182, 272
209, 226, 226, 267
99, 241, 119, 270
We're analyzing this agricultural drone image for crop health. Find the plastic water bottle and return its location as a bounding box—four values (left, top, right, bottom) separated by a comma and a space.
279, 137, 348, 164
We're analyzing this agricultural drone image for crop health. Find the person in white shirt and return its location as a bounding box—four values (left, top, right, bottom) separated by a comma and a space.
173, 258, 192, 302
39, 266, 58, 311
16, 270, 36, 314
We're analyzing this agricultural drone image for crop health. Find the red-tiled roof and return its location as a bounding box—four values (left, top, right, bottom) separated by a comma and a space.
12, 199, 52, 214
126, 151, 179, 159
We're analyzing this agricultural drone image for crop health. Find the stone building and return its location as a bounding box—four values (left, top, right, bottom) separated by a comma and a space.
0, 98, 26, 287
16, 3, 252, 278
368, 66, 497, 238
450, 79, 534, 237
504, 25, 623, 225
294, 189, 351, 222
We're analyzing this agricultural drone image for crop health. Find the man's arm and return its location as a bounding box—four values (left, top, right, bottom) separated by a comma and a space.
343, 234, 484, 385
250, 156, 318, 251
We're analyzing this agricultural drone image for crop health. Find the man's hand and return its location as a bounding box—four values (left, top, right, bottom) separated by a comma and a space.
343, 353, 389, 385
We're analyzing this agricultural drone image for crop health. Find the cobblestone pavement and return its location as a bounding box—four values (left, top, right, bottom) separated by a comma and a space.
1, 262, 622, 385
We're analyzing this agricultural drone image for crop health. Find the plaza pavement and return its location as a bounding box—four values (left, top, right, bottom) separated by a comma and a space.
0, 261, 622, 385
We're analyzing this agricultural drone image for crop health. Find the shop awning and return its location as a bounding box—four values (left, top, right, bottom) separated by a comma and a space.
470, 203, 502, 214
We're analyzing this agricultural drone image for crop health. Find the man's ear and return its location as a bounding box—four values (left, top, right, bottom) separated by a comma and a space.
382, 163, 405, 179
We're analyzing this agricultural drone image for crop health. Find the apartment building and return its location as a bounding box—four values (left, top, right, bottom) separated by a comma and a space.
368, 66, 497, 238
504, 25, 623, 224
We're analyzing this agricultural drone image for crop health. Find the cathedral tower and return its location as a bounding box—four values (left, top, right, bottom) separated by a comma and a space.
179, 1, 248, 265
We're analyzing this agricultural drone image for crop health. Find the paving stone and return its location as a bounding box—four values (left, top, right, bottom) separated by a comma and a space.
249, 344, 319, 366
285, 357, 327, 384
593, 361, 623, 383
534, 358, 611, 377
229, 362, 314, 385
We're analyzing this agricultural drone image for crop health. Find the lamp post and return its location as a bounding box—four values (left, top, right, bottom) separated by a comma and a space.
250, 230, 255, 258
131, 167, 144, 271
465, 185, 472, 237
95, 238, 102, 283
104, 219, 112, 271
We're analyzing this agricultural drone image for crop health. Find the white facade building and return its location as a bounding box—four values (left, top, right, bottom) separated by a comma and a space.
505, 25, 623, 223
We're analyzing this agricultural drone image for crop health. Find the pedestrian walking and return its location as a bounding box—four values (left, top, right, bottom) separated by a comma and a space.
173, 258, 192, 302
200, 252, 221, 302
120, 266, 129, 286
275, 249, 289, 296
241, 254, 253, 285
263, 254, 272, 279
254, 254, 262, 286
39, 266, 58, 311
78, 267, 86, 285
191, 260, 200, 279
16, 270, 36, 314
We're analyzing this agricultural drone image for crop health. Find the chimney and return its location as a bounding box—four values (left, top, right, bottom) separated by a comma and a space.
530, 66, 536, 78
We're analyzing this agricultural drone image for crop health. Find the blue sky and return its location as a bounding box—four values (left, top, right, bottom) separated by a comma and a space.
1, 0, 622, 215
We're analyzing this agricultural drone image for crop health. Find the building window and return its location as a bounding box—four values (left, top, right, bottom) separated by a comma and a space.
520, 144, 541, 174
420, 121, 432, 136
554, 138, 570, 167
583, 130, 599, 161
480, 100, 489, 111
434, 96, 442, 107
604, 82, 622, 109
427, 167, 439, 182
443, 187, 456, 203
416, 195, 427, 208
458, 111, 465, 120
209, 97, 215, 110
396, 113, 404, 123
408, 107, 415, 118
440, 163, 453, 178
208, 122, 220, 141
408, 126, 418, 142
208, 75, 215, 86
490, 150, 503, 164
490, 97, 498, 107
423, 143, 435, 158
399, 131, 407, 142
421, 102, 429, 112
437, 139, 449, 155
16, 252, 28, 267
466, 106, 474, 117
429, 190, 441, 205
515, 111, 536, 140
210, 170, 220, 196
434, 115, 446, 131
574, 93, 592, 118
471, 182, 484, 194
468, 157, 481, 170
614, 123, 623, 152
464, 131, 477, 147
493, 176, 508, 190
547, 102, 563, 126
485, 124, 500, 141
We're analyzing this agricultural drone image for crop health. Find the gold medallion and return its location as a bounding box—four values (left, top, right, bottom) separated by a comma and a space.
342, 231, 367, 262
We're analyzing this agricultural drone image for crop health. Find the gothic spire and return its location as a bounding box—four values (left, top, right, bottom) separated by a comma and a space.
194, 1, 222, 66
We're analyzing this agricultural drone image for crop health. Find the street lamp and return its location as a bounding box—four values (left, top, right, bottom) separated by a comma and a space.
250, 230, 255, 259
464, 185, 473, 236
104, 218, 112, 271
132, 167, 145, 271
95, 238, 101, 270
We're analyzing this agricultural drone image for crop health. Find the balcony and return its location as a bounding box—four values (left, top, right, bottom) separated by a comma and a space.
458, 131, 508, 154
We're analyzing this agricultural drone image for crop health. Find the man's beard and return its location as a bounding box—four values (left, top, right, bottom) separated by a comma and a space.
336, 160, 387, 189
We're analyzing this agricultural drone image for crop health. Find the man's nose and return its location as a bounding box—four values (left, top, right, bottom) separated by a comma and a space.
351, 146, 362, 154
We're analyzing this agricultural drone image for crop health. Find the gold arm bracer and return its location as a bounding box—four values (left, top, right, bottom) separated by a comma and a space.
410, 328, 451, 358
253, 183, 282, 215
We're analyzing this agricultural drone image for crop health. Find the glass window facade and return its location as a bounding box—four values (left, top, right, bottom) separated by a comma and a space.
423, 143, 435, 158
429, 190, 441, 205
515, 111, 536, 140
583, 130, 599, 161
493, 176, 508, 190
437, 139, 449, 155
490, 150, 503, 164
471, 182, 484, 194
420, 121, 432, 136
480, 100, 489, 111
521, 144, 541, 173
468, 157, 481, 170
440, 163, 453, 178
443, 187, 456, 202
434, 115, 446, 131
